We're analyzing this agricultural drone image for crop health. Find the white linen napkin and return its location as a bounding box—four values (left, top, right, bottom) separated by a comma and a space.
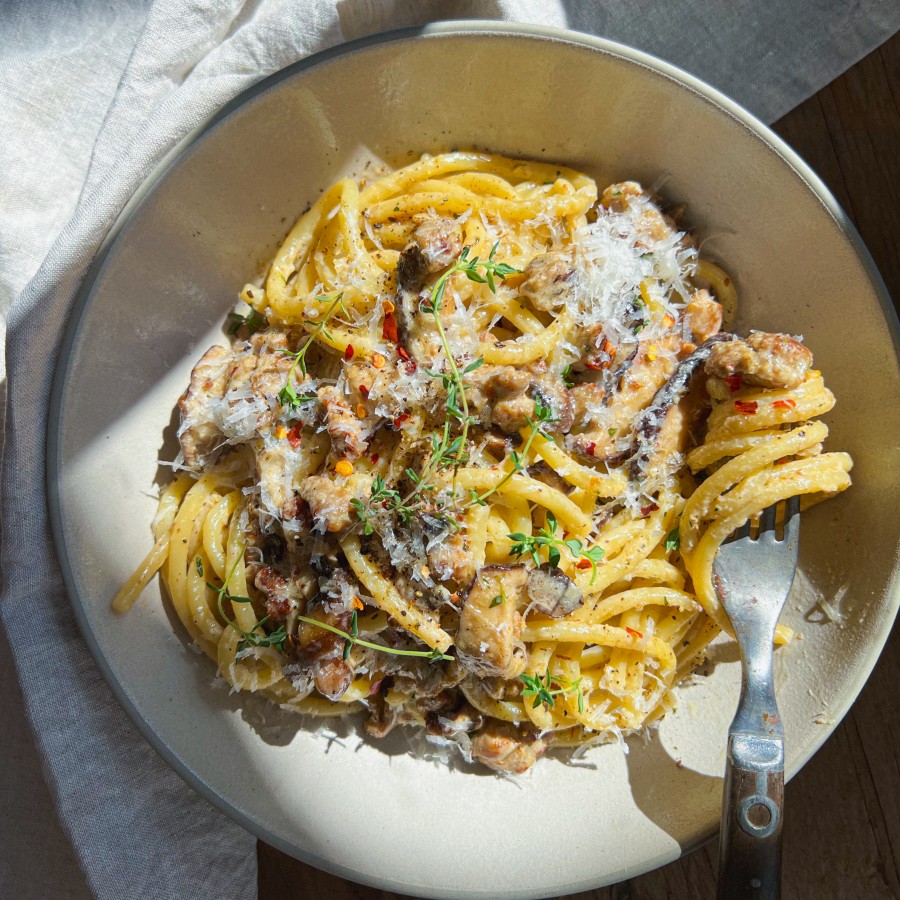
0, 2, 897, 899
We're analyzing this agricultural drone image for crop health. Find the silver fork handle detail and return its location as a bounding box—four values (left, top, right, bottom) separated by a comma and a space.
717, 731, 785, 898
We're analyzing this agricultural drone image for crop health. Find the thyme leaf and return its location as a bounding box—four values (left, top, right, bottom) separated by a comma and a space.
520, 668, 584, 711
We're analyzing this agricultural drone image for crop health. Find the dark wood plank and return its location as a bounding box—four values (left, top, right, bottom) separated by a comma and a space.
259, 30, 900, 900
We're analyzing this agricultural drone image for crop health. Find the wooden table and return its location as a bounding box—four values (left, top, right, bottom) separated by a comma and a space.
259, 32, 900, 900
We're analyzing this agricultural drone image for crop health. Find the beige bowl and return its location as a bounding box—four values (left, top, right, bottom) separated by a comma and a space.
49, 22, 900, 898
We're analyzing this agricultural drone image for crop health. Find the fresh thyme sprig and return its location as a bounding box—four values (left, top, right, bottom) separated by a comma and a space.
350, 475, 418, 534
296, 610, 452, 663
520, 667, 585, 714
278, 292, 345, 412
466, 399, 556, 509
200, 554, 287, 653
508, 511, 605, 584
420, 243, 518, 470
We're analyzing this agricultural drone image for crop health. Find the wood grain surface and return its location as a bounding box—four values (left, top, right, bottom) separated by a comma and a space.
258, 31, 900, 900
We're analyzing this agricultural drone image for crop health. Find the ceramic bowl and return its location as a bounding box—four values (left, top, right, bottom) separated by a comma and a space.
49, 22, 900, 898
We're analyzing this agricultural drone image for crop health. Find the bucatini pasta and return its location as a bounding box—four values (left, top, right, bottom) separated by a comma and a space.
114, 152, 851, 772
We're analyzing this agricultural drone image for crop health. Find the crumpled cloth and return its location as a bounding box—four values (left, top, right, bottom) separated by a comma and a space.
0, 1, 896, 898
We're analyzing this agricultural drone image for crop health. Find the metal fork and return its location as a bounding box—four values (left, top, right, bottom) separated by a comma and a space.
715, 496, 800, 900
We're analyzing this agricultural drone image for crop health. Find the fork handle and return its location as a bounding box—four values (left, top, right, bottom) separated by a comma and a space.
717, 732, 784, 899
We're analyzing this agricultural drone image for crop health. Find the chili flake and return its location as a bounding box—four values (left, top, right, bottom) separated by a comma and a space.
392, 412, 410, 429
773, 399, 796, 410
640, 503, 660, 517
625, 627, 644, 639
734, 400, 758, 415
287, 423, 303, 449
725, 374, 743, 392
382, 312, 399, 343
343, 344, 354, 361
359, 384, 370, 398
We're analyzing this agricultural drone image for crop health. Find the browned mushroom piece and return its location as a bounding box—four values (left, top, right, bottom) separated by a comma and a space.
526, 566, 584, 618
630, 334, 736, 481
705, 331, 812, 390
470, 720, 547, 774
456, 565, 528, 679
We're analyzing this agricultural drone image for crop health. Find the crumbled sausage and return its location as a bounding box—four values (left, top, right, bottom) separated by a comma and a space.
518, 250, 575, 312
685, 289, 723, 343
705, 331, 812, 389
254, 566, 317, 621
470, 721, 547, 774
177, 345, 231, 467
298, 472, 373, 533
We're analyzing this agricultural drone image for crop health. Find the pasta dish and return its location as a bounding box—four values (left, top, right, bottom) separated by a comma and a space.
114, 152, 851, 773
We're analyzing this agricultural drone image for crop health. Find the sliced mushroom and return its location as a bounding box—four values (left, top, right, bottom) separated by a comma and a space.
456, 565, 528, 679
630, 333, 736, 481
526, 566, 584, 617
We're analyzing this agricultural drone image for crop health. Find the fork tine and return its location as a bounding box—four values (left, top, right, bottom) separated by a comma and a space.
734, 520, 751, 541
783, 495, 800, 540
759, 502, 778, 535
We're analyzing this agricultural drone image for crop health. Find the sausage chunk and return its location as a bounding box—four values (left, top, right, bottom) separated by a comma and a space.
684, 289, 723, 343
298, 472, 373, 533
470, 721, 547, 774
518, 250, 575, 312
705, 331, 812, 389
456, 566, 528, 679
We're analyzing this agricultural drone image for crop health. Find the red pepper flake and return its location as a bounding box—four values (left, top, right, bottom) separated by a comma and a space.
359, 384, 370, 398
734, 400, 758, 415
625, 626, 644, 639
397, 345, 410, 361
640, 503, 660, 517
286, 423, 303, 449
584, 359, 604, 371
774, 456, 791, 465
370, 453, 380, 464
392, 412, 410, 429
584, 441, 597, 456
575, 558, 592, 570
773, 399, 796, 410
382, 311, 399, 343
405, 359, 418, 374
725, 374, 743, 392
343, 344, 354, 361
368, 678, 385, 697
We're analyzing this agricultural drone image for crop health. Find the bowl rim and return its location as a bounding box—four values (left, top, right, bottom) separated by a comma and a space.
46, 19, 900, 897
